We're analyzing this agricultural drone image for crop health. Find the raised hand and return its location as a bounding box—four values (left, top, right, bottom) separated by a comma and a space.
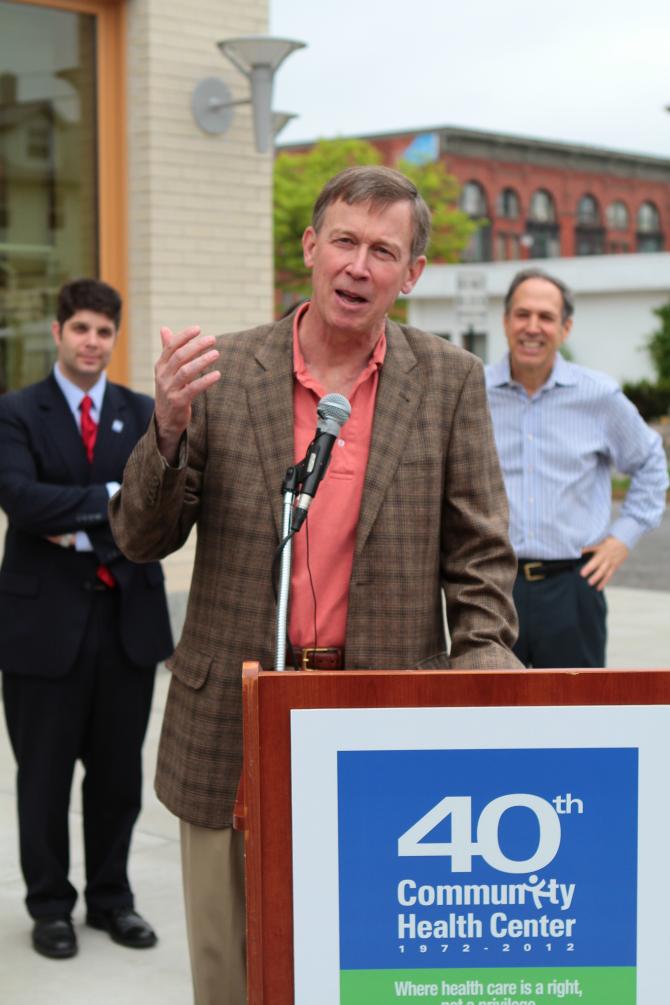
154, 325, 220, 464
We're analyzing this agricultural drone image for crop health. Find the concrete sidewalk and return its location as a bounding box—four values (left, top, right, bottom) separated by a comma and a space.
0, 668, 191, 1005
0, 585, 668, 1004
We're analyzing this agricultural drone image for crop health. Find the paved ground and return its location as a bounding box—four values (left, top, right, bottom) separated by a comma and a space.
610, 501, 670, 591
0, 512, 667, 1003
0, 667, 191, 1005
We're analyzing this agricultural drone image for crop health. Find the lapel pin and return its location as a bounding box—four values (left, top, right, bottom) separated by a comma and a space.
111, 419, 124, 433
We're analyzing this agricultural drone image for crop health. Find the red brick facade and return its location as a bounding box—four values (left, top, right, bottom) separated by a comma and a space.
282, 127, 670, 263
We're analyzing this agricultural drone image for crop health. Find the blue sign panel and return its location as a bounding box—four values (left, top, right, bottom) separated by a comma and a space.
337, 747, 637, 998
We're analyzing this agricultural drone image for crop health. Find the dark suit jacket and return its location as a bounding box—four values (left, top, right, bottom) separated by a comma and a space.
0, 373, 173, 677
110, 317, 522, 828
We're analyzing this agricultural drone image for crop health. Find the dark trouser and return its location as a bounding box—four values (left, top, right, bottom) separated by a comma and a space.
513, 562, 607, 669
2, 590, 155, 920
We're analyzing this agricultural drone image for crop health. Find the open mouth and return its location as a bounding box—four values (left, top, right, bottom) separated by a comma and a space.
336, 288, 368, 305
518, 338, 545, 351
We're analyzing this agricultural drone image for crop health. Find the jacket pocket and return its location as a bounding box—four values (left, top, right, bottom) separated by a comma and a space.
415, 650, 452, 670
0, 571, 40, 597
166, 645, 212, 690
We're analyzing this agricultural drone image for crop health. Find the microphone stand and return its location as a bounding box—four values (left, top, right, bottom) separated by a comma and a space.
273, 393, 349, 669
274, 463, 304, 671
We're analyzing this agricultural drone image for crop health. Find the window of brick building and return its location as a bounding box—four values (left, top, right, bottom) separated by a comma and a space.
529, 189, 556, 223
636, 202, 663, 253
526, 189, 560, 258
495, 233, 521, 261
460, 181, 492, 263
461, 181, 487, 216
577, 194, 600, 226
496, 188, 520, 219
575, 194, 605, 255
606, 200, 629, 231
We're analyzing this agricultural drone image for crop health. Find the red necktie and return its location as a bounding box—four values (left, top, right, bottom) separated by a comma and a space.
80, 394, 97, 462
80, 395, 116, 589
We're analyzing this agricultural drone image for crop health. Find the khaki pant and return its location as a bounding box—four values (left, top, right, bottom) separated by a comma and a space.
180, 821, 246, 1005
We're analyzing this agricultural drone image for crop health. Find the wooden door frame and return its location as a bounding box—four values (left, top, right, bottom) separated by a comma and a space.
10, 0, 128, 382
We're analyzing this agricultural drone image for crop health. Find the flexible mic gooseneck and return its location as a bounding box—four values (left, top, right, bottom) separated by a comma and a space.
290, 393, 351, 532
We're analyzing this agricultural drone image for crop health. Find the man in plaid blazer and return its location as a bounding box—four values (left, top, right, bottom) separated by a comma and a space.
110, 166, 521, 1004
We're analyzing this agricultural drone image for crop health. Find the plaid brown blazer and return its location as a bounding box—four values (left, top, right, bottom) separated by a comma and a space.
109, 316, 521, 827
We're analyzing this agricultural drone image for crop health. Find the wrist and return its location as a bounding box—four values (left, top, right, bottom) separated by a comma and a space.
154, 416, 183, 466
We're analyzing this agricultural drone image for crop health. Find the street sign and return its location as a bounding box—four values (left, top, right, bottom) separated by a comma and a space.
455, 270, 488, 332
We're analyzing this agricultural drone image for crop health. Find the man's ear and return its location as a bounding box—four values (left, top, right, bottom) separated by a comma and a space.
302, 226, 317, 268
560, 317, 573, 344
400, 255, 426, 296
51, 321, 62, 347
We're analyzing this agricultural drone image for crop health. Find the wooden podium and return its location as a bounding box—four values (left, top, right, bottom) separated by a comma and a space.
235, 663, 670, 1004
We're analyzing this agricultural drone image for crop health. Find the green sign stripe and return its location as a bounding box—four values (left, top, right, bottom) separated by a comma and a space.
340, 966, 635, 1004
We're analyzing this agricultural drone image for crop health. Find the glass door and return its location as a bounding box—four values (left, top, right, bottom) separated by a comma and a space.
0, 1, 98, 392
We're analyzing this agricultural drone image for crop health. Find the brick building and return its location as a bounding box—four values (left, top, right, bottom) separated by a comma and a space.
282, 125, 670, 264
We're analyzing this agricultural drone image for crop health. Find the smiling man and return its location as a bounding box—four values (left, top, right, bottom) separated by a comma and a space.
486, 267, 668, 669
110, 166, 522, 1005
0, 278, 173, 960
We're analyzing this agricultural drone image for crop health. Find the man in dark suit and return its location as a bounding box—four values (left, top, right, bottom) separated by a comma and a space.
0, 279, 173, 960
110, 167, 522, 1004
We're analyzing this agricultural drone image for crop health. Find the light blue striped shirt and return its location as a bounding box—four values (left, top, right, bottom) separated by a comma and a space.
485, 354, 668, 559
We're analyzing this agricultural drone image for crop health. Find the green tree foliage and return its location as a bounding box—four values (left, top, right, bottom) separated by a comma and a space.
396, 158, 478, 265
273, 138, 477, 309
622, 379, 670, 421
622, 302, 670, 420
647, 302, 670, 382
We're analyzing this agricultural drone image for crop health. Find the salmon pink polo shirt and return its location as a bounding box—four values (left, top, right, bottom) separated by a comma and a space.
289, 302, 386, 651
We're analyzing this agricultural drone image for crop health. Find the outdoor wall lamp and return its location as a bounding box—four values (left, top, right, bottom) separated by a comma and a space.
192, 36, 305, 153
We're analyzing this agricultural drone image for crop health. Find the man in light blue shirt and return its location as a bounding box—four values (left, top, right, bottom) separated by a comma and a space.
486, 268, 668, 667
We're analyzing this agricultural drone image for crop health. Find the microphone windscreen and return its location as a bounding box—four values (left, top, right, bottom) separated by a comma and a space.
317, 393, 351, 432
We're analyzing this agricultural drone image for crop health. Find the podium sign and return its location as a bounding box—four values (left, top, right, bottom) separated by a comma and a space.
291, 705, 670, 1005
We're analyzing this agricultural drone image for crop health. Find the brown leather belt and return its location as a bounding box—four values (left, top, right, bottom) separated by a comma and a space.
292, 647, 345, 671
517, 557, 585, 582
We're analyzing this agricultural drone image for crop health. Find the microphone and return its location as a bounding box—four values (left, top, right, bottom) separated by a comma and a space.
291, 393, 351, 532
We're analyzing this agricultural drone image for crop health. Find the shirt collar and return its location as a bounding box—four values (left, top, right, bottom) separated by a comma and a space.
53, 363, 107, 416
548, 353, 578, 387
487, 352, 578, 392
291, 301, 386, 397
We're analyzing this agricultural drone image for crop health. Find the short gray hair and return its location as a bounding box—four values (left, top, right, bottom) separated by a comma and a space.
312, 165, 431, 262
504, 268, 574, 324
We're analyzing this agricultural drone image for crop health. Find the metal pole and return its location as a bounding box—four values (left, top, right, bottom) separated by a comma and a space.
274, 488, 295, 671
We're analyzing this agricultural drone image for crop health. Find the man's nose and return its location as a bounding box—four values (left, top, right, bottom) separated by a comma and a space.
346, 247, 370, 278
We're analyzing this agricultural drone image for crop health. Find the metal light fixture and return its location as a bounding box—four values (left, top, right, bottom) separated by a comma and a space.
191, 35, 305, 153
272, 111, 297, 139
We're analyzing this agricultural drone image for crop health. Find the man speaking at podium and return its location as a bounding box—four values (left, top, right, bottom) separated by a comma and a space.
110, 166, 521, 1004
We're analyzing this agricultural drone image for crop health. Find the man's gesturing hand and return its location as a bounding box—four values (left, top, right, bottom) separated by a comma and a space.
155, 325, 220, 464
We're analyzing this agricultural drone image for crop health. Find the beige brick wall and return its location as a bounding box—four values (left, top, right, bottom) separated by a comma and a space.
125, 0, 272, 595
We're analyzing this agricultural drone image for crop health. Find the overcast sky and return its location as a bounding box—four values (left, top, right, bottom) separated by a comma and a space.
269, 0, 670, 158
